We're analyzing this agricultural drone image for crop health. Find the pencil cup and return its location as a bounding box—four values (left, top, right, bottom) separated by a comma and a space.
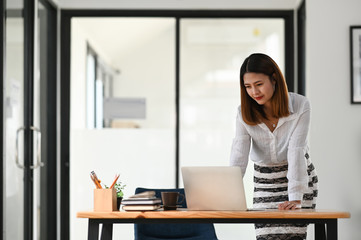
94, 188, 117, 212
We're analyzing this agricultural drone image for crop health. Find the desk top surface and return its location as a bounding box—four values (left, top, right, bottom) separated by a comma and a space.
77, 209, 350, 219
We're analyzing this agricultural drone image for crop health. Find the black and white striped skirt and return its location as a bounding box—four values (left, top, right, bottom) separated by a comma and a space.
253, 157, 318, 240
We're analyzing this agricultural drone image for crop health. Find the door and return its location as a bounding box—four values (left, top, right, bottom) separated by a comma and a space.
4, 0, 57, 239
4, 1, 28, 239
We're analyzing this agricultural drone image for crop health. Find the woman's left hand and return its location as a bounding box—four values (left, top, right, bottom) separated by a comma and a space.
278, 200, 301, 210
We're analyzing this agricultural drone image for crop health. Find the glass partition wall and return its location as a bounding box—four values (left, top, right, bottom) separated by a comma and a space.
70, 18, 177, 240
70, 16, 285, 240
179, 18, 284, 239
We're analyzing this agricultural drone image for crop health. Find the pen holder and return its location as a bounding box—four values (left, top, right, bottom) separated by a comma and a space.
94, 188, 117, 212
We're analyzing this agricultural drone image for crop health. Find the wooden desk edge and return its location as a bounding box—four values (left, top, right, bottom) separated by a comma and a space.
77, 209, 350, 219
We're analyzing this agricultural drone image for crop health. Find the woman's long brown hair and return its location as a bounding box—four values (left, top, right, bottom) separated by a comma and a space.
239, 53, 289, 125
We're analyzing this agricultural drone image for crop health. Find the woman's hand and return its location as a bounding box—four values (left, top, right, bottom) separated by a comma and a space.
278, 200, 301, 210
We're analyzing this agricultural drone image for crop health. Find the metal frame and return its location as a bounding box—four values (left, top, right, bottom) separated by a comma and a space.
60, 9, 295, 240
38, 0, 58, 239
23, 1, 36, 238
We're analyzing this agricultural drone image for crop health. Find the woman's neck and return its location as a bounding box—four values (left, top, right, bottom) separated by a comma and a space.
262, 103, 273, 118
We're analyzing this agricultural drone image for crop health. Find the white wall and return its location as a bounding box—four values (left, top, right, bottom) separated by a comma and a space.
307, 0, 361, 239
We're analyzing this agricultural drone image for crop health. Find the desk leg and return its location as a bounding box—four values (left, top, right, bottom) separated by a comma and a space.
100, 223, 113, 240
326, 219, 338, 240
88, 220, 99, 240
315, 223, 326, 240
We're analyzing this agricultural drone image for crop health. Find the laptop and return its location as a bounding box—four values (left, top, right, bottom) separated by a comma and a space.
181, 166, 247, 211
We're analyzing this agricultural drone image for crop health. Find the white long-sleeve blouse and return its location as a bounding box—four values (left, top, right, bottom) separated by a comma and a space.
230, 92, 311, 201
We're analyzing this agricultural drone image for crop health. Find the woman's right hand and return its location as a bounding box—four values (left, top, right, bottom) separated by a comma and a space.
278, 200, 301, 210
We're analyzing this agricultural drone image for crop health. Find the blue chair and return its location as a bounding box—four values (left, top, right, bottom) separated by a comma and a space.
134, 187, 218, 240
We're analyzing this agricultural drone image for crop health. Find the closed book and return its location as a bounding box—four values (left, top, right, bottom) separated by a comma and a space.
121, 198, 161, 205
127, 191, 156, 199
122, 204, 161, 211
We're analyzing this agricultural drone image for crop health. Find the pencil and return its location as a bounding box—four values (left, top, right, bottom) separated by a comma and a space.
110, 174, 120, 189
90, 171, 103, 189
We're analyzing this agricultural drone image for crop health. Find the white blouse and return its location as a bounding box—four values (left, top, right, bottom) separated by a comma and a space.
230, 92, 311, 201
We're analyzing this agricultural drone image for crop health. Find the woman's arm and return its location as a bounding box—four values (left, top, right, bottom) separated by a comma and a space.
230, 112, 251, 177
286, 107, 311, 202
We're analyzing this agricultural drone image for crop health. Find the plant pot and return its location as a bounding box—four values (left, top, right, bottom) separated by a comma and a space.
117, 197, 123, 210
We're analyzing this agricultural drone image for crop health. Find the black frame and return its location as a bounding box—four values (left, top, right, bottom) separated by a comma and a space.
297, 0, 306, 96
23, 1, 36, 238
350, 25, 361, 104
38, 0, 58, 239
60, 9, 294, 240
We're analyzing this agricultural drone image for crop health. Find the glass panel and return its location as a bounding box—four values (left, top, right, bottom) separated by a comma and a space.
179, 18, 285, 239
5, 1, 25, 239
70, 17, 176, 240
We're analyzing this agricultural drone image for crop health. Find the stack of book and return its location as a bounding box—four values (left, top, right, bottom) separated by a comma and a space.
121, 191, 161, 211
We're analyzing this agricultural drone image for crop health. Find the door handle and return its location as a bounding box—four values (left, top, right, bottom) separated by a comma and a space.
15, 126, 26, 169
30, 126, 44, 169
15, 126, 45, 169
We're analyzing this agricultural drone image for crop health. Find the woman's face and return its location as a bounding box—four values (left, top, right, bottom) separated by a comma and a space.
243, 72, 275, 107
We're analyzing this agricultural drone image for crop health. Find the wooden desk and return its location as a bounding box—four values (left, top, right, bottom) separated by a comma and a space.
77, 209, 350, 240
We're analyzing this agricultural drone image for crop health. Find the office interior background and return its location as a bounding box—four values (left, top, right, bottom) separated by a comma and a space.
1, 0, 361, 240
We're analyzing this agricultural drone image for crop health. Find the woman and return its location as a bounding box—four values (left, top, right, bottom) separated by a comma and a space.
230, 53, 318, 240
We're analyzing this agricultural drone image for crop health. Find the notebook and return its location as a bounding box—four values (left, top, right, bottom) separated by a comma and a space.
181, 166, 247, 211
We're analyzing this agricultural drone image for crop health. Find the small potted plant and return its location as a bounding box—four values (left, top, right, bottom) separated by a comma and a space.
114, 181, 126, 210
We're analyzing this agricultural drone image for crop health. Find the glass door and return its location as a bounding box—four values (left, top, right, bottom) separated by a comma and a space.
5, 1, 26, 239
4, 0, 56, 239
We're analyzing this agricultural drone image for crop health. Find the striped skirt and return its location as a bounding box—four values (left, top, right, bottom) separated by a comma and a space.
253, 156, 318, 240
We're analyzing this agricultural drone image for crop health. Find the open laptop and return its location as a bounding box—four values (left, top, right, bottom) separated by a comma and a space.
181, 166, 247, 211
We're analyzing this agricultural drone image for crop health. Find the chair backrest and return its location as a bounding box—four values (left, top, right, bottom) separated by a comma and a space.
134, 187, 218, 240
